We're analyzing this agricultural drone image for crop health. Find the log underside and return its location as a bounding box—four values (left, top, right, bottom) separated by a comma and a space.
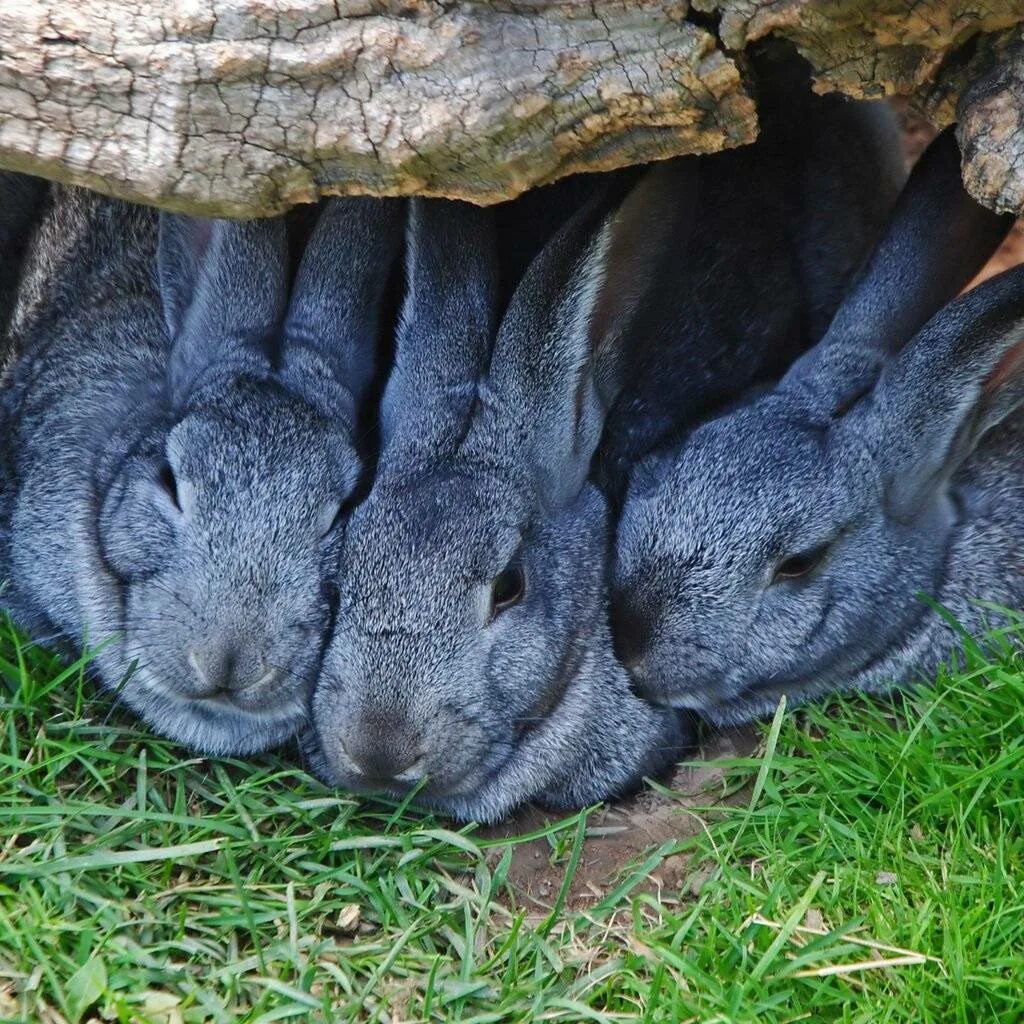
0, 0, 1023, 216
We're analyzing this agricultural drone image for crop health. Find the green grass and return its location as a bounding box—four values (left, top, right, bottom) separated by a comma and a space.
1, 614, 1023, 1023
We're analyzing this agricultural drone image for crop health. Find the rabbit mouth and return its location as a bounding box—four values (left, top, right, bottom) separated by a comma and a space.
191, 665, 308, 710
316, 651, 588, 815
192, 688, 301, 717
117, 661, 307, 753
307, 635, 609, 822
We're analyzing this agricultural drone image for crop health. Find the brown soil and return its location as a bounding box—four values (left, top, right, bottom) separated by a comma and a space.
486, 726, 759, 909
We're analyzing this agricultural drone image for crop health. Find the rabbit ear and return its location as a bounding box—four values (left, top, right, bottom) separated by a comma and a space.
781, 127, 1014, 418
280, 197, 403, 425
488, 160, 697, 507
158, 214, 288, 406
0, 172, 47, 333
379, 198, 498, 463
864, 261, 1024, 519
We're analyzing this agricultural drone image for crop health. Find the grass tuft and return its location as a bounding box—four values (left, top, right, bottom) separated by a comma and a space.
0, 614, 1022, 1022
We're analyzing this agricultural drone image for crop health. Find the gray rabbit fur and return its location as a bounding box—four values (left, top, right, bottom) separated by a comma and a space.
0, 186, 400, 754
306, 185, 691, 823
612, 128, 1022, 725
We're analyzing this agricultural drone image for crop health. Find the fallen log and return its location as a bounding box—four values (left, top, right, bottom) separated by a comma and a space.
0, 0, 1022, 215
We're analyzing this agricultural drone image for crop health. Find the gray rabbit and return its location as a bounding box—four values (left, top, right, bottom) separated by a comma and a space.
612, 128, 1021, 725
306, 187, 689, 823
594, 48, 906, 495
0, 187, 400, 754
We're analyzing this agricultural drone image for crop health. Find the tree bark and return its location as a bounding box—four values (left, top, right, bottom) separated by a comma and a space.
0, 0, 1022, 216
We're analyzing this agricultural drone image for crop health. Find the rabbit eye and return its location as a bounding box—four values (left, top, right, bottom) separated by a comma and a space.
772, 543, 829, 583
491, 555, 526, 618
157, 462, 182, 513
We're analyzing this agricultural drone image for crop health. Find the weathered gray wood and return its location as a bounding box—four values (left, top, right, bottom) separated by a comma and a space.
957, 32, 1024, 215
0, 0, 1022, 215
0, 0, 755, 215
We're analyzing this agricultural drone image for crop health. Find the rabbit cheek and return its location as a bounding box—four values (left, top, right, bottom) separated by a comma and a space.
759, 577, 834, 651
633, 630, 735, 710
97, 479, 177, 583
509, 626, 588, 741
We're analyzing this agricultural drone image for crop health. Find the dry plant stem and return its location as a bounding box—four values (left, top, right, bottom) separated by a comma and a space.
746, 913, 945, 979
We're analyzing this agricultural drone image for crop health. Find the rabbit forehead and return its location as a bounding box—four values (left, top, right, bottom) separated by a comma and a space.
680, 420, 832, 530
168, 384, 355, 498
361, 462, 528, 560
343, 469, 527, 616
626, 408, 845, 574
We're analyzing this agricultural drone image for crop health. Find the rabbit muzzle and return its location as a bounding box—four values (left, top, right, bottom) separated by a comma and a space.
311, 641, 506, 802
315, 704, 507, 801
184, 642, 285, 703
110, 583, 322, 753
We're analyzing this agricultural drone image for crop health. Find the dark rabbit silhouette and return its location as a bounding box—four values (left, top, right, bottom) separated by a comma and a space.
0, 171, 48, 350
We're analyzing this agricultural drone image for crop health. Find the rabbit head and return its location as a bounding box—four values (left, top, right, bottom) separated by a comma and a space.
88, 199, 400, 753
308, 177, 692, 822
612, 128, 1020, 724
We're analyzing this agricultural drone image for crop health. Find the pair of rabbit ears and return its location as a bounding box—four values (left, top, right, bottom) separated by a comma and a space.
779, 127, 1023, 518
380, 163, 696, 505
158, 198, 402, 423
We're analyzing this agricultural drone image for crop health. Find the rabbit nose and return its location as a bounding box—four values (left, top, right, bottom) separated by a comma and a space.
610, 593, 650, 671
340, 720, 425, 783
188, 645, 261, 697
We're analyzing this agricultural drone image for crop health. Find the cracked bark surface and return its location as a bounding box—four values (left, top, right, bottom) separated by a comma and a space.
0, 0, 1023, 215
957, 32, 1024, 215
0, 0, 755, 215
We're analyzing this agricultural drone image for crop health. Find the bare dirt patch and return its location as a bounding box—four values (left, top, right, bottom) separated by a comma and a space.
486, 726, 759, 910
